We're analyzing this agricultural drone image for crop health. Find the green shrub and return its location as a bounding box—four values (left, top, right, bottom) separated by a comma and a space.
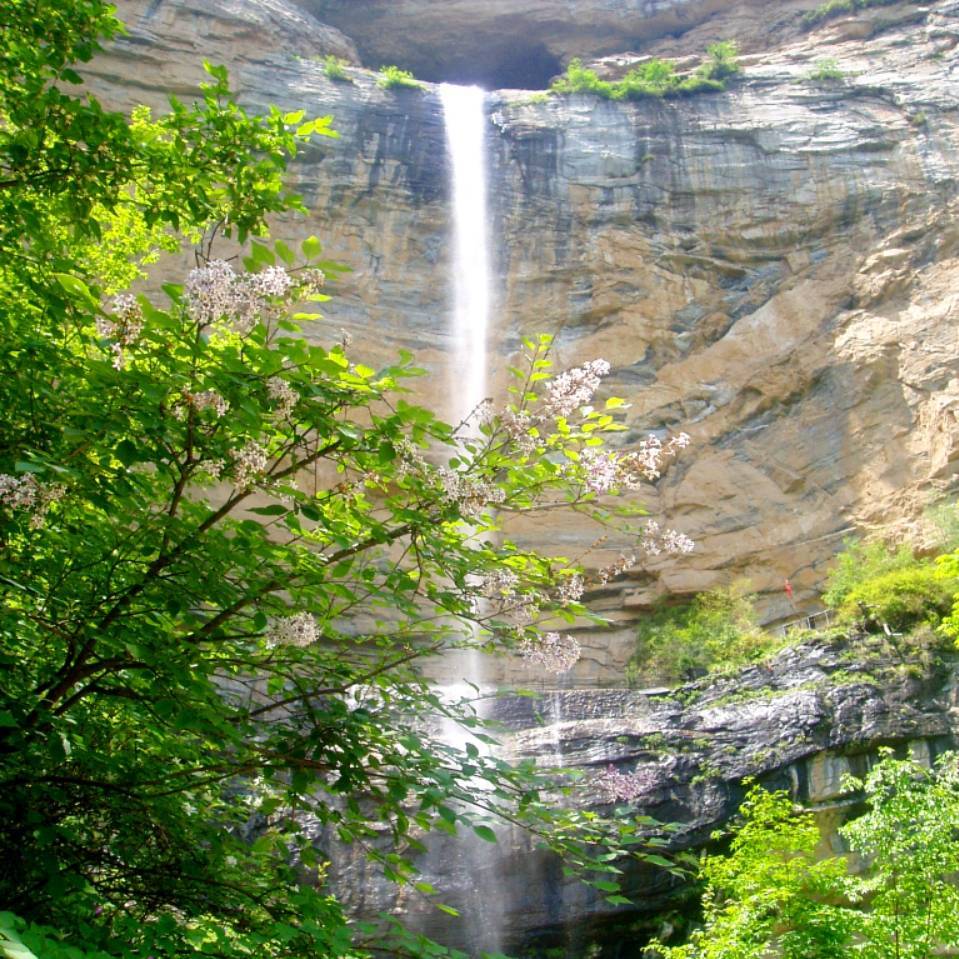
807, 58, 846, 81
823, 537, 959, 634
323, 55, 350, 82
630, 582, 778, 685
842, 564, 957, 631
377, 64, 425, 90
822, 539, 916, 608
551, 44, 739, 102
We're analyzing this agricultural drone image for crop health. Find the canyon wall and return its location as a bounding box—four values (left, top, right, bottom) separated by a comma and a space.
92, 0, 959, 683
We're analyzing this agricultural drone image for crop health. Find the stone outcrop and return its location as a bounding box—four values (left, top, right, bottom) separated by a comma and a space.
325, 634, 959, 954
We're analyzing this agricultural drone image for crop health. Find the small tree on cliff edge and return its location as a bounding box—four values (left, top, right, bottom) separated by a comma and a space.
0, 3, 692, 957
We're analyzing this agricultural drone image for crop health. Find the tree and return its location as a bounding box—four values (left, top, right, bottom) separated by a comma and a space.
0, 4, 693, 957
651, 784, 855, 959
652, 753, 959, 959
841, 751, 959, 958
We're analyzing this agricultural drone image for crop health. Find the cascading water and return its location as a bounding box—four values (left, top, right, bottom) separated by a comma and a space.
432, 82, 504, 957
440, 83, 491, 429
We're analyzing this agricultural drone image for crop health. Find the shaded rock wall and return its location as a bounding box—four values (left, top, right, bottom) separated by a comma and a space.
93, 0, 959, 687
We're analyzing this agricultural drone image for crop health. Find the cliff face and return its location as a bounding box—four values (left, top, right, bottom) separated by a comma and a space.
96, 0, 959, 683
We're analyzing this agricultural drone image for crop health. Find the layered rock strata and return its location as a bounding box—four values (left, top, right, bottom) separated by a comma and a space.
93, 0, 959, 685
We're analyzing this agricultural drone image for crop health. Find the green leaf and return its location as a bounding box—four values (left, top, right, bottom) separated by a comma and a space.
473, 825, 497, 843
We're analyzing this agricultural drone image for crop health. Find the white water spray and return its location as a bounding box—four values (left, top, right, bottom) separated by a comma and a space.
440, 83, 491, 428
433, 83, 505, 956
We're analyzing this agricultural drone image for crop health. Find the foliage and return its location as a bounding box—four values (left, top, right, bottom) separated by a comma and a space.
550, 44, 739, 102
653, 752, 959, 958
840, 751, 959, 958
324, 55, 351, 82
806, 58, 846, 81
841, 564, 957, 630
377, 65, 426, 90
823, 538, 956, 631
0, 4, 692, 958
628, 582, 777, 685
822, 538, 917, 608
651, 784, 855, 959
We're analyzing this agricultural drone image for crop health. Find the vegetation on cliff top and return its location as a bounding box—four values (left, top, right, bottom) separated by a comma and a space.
550, 42, 741, 101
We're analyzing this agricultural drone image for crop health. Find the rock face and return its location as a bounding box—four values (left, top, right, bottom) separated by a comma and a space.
324, 635, 959, 955
91, 2, 959, 686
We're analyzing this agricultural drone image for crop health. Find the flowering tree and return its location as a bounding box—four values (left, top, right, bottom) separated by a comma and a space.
0, 3, 693, 957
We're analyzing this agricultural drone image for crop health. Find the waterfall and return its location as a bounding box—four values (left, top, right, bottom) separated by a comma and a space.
433, 82, 505, 957
440, 83, 491, 429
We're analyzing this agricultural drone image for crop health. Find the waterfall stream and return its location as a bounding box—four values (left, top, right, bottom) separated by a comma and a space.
434, 82, 505, 958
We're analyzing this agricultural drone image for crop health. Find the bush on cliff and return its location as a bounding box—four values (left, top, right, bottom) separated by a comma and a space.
550, 43, 739, 102
823, 538, 958, 632
653, 751, 959, 958
0, 3, 691, 957
628, 582, 777, 685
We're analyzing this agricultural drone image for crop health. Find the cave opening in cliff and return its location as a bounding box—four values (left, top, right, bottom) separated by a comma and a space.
381, 41, 563, 91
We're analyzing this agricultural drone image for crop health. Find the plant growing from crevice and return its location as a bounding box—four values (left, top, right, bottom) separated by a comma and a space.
323, 54, 351, 82
806, 57, 846, 81
377, 64, 426, 90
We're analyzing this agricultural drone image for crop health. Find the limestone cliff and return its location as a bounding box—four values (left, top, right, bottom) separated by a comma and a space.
92, 0, 959, 684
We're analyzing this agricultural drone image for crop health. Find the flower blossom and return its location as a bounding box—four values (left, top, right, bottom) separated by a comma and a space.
233, 441, 269, 488
267, 377, 299, 418
641, 520, 695, 557
96, 294, 144, 369
265, 611, 318, 647
555, 573, 585, 605
519, 631, 581, 673
542, 359, 611, 418
436, 467, 505, 518
0, 473, 65, 528
594, 764, 655, 804
186, 260, 300, 334
185, 389, 228, 417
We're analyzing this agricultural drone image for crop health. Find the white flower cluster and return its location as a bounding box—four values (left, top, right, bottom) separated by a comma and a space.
176, 389, 229, 419
594, 764, 655, 804
233, 441, 269, 488
576, 433, 690, 496
542, 359, 611, 418
96, 295, 144, 369
480, 568, 520, 600
265, 611, 318, 647
555, 573, 585, 605
597, 552, 636, 585
186, 260, 299, 334
519, 631, 581, 673
641, 521, 695, 558
266, 376, 299, 418
436, 467, 506, 519
0, 473, 65, 528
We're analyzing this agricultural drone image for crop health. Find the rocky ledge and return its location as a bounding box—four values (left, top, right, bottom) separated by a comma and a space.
325, 633, 959, 956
